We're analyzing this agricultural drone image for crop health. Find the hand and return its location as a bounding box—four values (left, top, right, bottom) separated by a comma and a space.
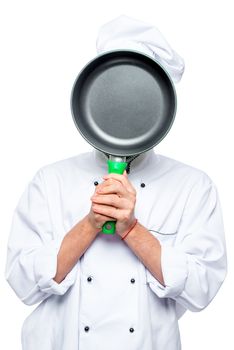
87, 204, 116, 233
87, 184, 117, 232
90, 171, 137, 237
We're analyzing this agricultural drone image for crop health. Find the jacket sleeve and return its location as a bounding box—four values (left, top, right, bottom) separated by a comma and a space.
5, 169, 78, 306
146, 173, 227, 311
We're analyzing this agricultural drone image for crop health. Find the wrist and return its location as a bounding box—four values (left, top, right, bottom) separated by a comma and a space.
120, 219, 138, 240
82, 215, 100, 236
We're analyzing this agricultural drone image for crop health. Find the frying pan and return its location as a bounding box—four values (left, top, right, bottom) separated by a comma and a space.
71, 49, 176, 234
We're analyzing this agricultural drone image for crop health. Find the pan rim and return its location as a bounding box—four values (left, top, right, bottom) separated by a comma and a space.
70, 49, 177, 157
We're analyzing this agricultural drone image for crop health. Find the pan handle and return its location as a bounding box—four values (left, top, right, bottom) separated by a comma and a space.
102, 157, 127, 235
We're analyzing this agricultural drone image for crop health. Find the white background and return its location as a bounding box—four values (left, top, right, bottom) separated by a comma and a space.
0, 0, 233, 348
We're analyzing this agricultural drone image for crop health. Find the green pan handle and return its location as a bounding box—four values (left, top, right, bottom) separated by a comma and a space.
102, 159, 127, 235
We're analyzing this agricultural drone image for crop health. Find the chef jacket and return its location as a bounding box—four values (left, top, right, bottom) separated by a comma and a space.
5, 149, 227, 350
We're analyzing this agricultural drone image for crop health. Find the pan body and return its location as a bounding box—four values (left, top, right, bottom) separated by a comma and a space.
71, 50, 176, 157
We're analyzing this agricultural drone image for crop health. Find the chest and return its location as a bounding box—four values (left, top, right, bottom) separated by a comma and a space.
50, 168, 188, 245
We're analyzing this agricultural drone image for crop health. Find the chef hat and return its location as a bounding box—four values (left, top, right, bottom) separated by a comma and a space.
96, 15, 185, 83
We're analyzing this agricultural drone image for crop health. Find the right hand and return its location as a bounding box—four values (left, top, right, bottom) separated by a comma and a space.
87, 185, 116, 231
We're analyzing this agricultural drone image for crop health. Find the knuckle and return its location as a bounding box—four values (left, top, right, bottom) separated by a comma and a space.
115, 182, 120, 190
132, 188, 137, 196
109, 195, 116, 206
94, 213, 100, 220
115, 193, 121, 202
129, 204, 135, 212
96, 183, 102, 191
92, 203, 97, 210
111, 207, 117, 216
111, 207, 118, 218
131, 193, 136, 203
122, 211, 130, 222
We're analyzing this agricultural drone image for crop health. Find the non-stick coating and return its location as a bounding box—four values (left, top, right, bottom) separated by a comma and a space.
71, 50, 176, 157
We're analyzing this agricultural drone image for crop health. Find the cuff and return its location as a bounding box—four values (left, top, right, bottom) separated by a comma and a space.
146, 245, 188, 298
34, 238, 78, 295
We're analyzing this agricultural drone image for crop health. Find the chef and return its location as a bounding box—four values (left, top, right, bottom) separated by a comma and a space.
5, 15, 227, 350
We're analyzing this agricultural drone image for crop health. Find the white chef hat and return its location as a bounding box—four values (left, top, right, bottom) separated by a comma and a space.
96, 15, 185, 83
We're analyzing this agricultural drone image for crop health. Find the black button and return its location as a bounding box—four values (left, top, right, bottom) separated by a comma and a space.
87, 276, 92, 282
129, 327, 134, 333
94, 181, 99, 186
140, 183, 146, 188
84, 326, 90, 332
130, 278, 135, 284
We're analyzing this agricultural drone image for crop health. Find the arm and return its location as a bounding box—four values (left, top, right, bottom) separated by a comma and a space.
91, 172, 227, 312
5, 169, 108, 305
5, 170, 68, 305
121, 222, 164, 285
144, 174, 227, 311
91, 172, 164, 285
53, 203, 115, 283
53, 216, 98, 283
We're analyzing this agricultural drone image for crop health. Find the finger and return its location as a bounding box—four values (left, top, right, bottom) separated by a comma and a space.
93, 213, 116, 223
92, 203, 120, 220
96, 182, 126, 197
94, 178, 112, 193
91, 194, 129, 209
103, 173, 136, 194
93, 216, 116, 230
97, 177, 118, 189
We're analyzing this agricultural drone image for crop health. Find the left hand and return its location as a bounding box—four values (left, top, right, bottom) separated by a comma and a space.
91, 171, 137, 237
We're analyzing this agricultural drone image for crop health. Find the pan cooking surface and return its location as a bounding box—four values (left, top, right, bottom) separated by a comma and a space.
71, 51, 176, 156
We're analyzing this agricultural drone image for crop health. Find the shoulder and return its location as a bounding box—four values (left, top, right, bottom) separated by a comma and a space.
154, 153, 214, 188
38, 152, 92, 174
33, 151, 94, 182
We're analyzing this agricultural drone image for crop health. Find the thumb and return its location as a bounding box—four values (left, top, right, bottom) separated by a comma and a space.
123, 170, 128, 177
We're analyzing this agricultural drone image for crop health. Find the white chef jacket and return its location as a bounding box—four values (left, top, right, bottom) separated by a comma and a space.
5, 149, 227, 350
